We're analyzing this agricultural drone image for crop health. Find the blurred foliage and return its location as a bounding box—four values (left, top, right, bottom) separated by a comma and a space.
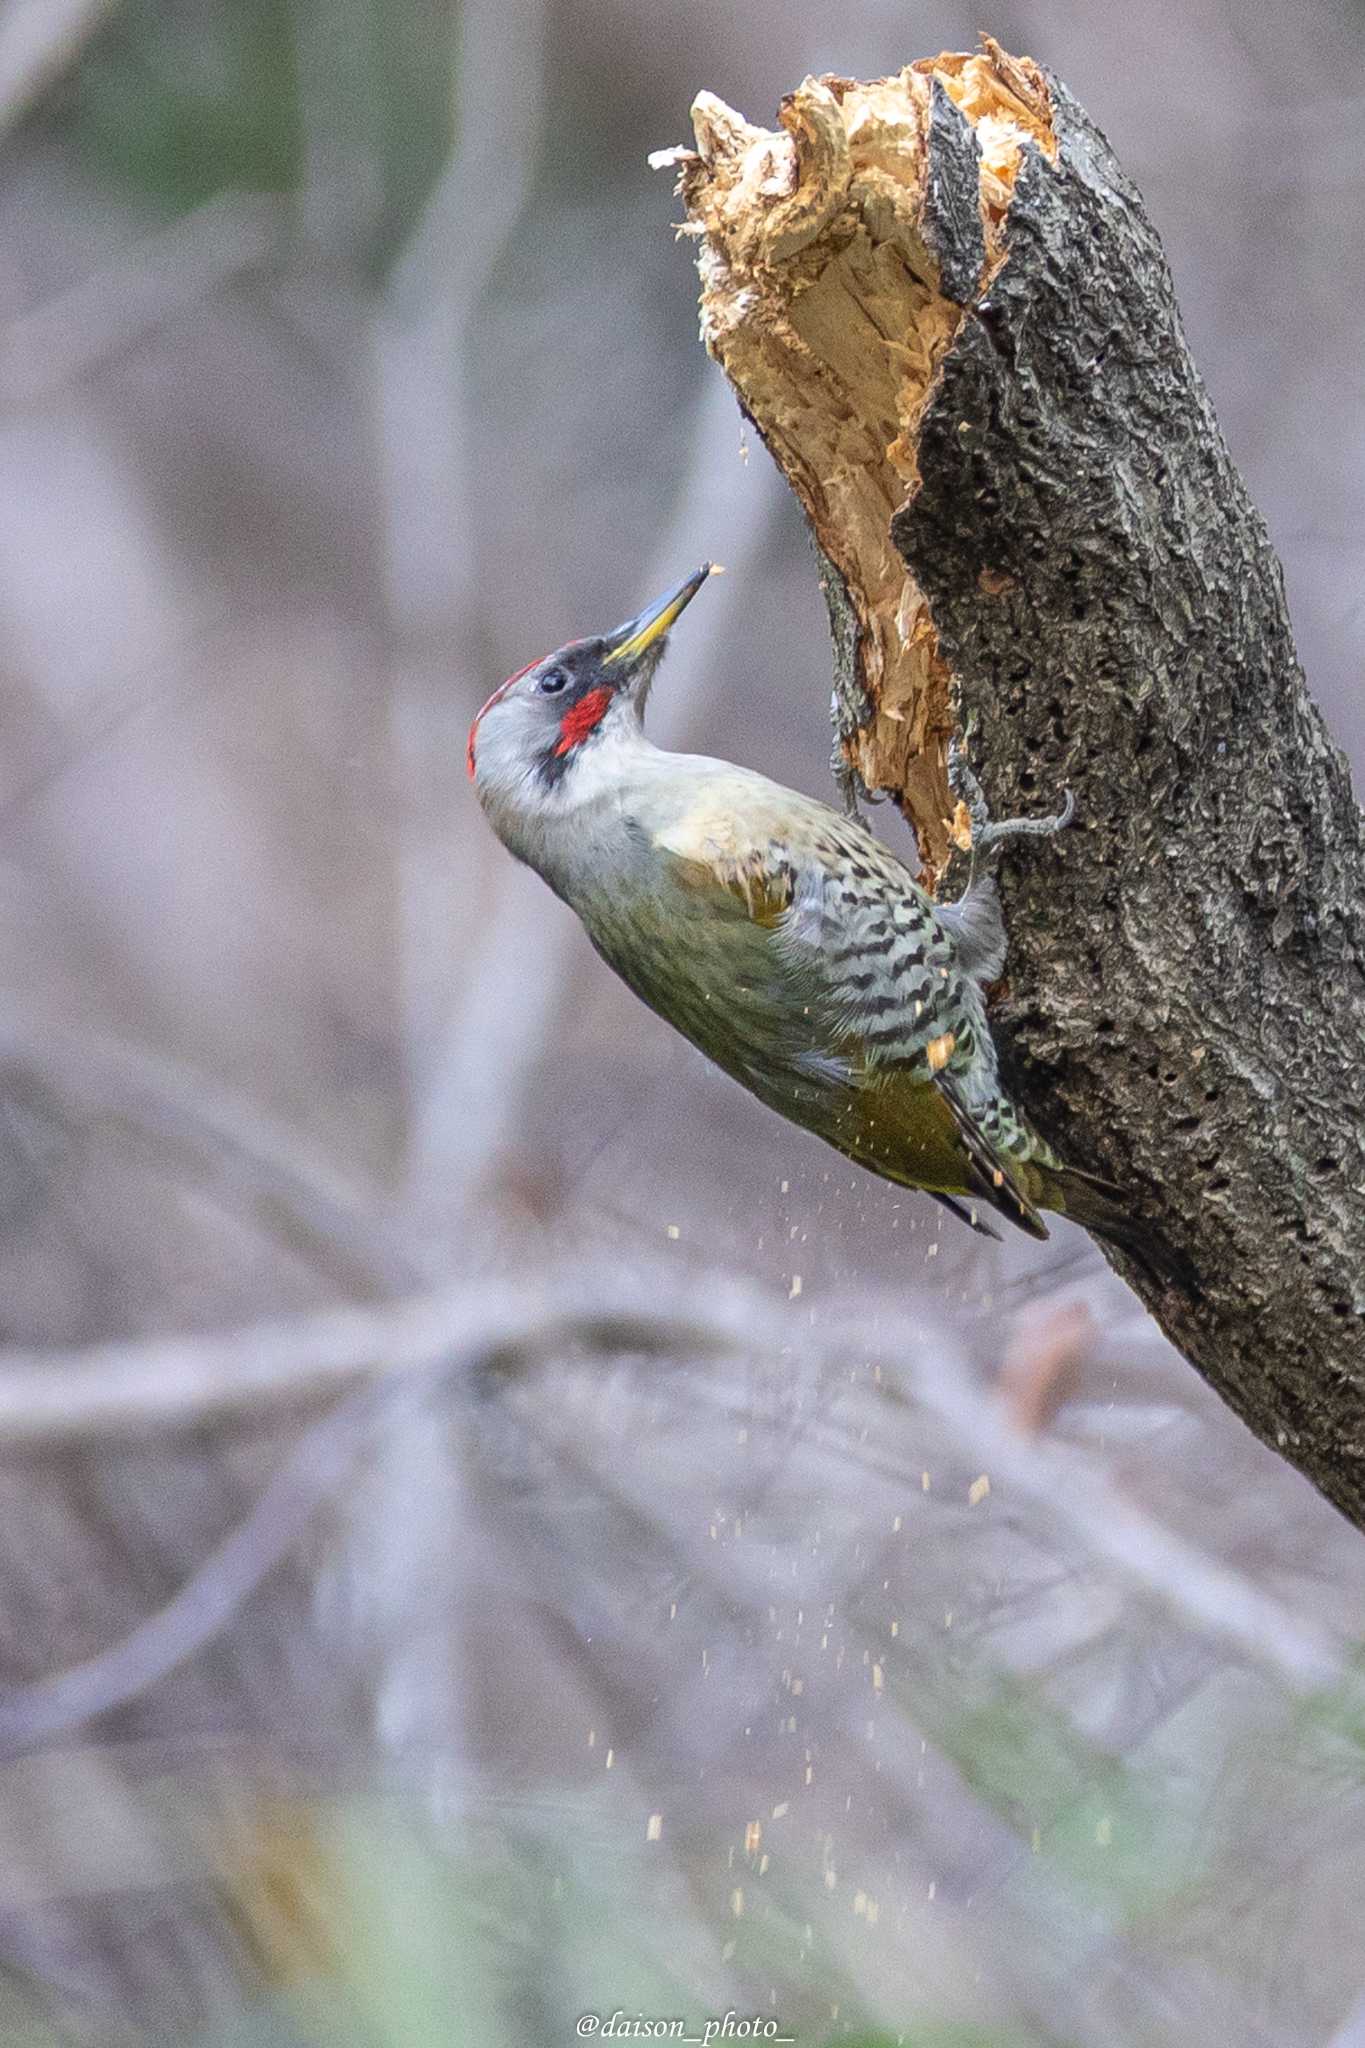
0, 1980, 63, 2048
1293, 1647, 1365, 1777
64, 0, 458, 275
919, 1671, 1197, 1921
67, 0, 304, 208
844, 2034, 1062, 2048
6, 1659, 1365, 2042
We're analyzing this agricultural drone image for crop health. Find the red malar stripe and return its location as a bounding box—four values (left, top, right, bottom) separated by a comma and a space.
554, 685, 613, 756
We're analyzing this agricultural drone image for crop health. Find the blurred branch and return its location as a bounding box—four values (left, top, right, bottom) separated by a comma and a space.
369, 0, 548, 1228
0, 1287, 763, 1755
0, 0, 115, 132
373, 0, 548, 642
894, 1314, 1342, 1691
0, 1369, 385, 1753
662, 46, 1365, 1528
0, 1271, 1344, 1724
0, 192, 285, 405
0, 1015, 416, 1296
0, 1278, 764, 1442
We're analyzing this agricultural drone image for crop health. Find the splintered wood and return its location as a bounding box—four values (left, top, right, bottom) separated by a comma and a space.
654, 42, 1054, 876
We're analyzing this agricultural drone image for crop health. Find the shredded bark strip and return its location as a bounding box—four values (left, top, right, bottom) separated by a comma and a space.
655, 40, 1054, 876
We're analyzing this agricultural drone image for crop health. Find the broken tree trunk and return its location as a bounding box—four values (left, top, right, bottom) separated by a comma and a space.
654, 42, 1365, 1529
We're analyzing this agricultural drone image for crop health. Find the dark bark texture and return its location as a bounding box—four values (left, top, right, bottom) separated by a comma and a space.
886, 82, 1365, 1521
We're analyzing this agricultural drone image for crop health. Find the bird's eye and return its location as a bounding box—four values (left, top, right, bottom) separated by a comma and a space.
537, 667, 569, 695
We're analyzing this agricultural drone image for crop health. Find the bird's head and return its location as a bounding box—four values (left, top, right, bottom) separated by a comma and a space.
467, 566, 715, 827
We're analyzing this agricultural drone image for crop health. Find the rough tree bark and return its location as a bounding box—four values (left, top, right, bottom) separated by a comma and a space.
652, 42, 1365, 1528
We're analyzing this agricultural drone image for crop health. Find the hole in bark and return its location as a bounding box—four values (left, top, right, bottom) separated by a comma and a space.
1206, 1174, 1230, 1192
1095, 1017, 1115, 1035
1314, 1156, 1336, 1177
1174, 1115, 1201, 1132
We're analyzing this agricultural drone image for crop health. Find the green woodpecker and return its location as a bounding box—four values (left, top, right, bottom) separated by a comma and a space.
468, 565, 1180, 1279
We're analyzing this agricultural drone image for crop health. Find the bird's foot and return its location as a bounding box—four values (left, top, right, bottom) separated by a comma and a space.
831, 748, 890, 820
947, 736, 1074, 873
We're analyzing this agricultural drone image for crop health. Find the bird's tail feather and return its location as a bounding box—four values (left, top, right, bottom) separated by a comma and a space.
1042, 1162, 1197, 1294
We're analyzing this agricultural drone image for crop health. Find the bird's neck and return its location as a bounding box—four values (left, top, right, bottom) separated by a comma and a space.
485, 719, 662, 888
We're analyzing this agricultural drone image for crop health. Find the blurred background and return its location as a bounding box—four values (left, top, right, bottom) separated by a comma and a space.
0, 2, 1363, 2043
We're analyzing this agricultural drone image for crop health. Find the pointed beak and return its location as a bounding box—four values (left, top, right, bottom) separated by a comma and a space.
601, 564, 715, 672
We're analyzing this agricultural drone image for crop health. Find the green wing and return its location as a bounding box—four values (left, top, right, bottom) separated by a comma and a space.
650, 793, 1049, 1237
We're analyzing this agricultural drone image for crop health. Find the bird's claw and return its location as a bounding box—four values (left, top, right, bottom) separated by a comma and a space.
832, 750, 890, 819
947, 736, 1075, 891
974, 783, 1075, 854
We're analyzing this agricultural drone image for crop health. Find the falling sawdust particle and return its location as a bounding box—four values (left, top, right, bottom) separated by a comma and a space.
647, 1814, 663, 1842
968, 1474, 991, 1506
925, 1031, 956, 1073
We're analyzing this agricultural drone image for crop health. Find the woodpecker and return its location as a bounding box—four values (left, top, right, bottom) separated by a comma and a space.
469, 564, 1181, 1279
